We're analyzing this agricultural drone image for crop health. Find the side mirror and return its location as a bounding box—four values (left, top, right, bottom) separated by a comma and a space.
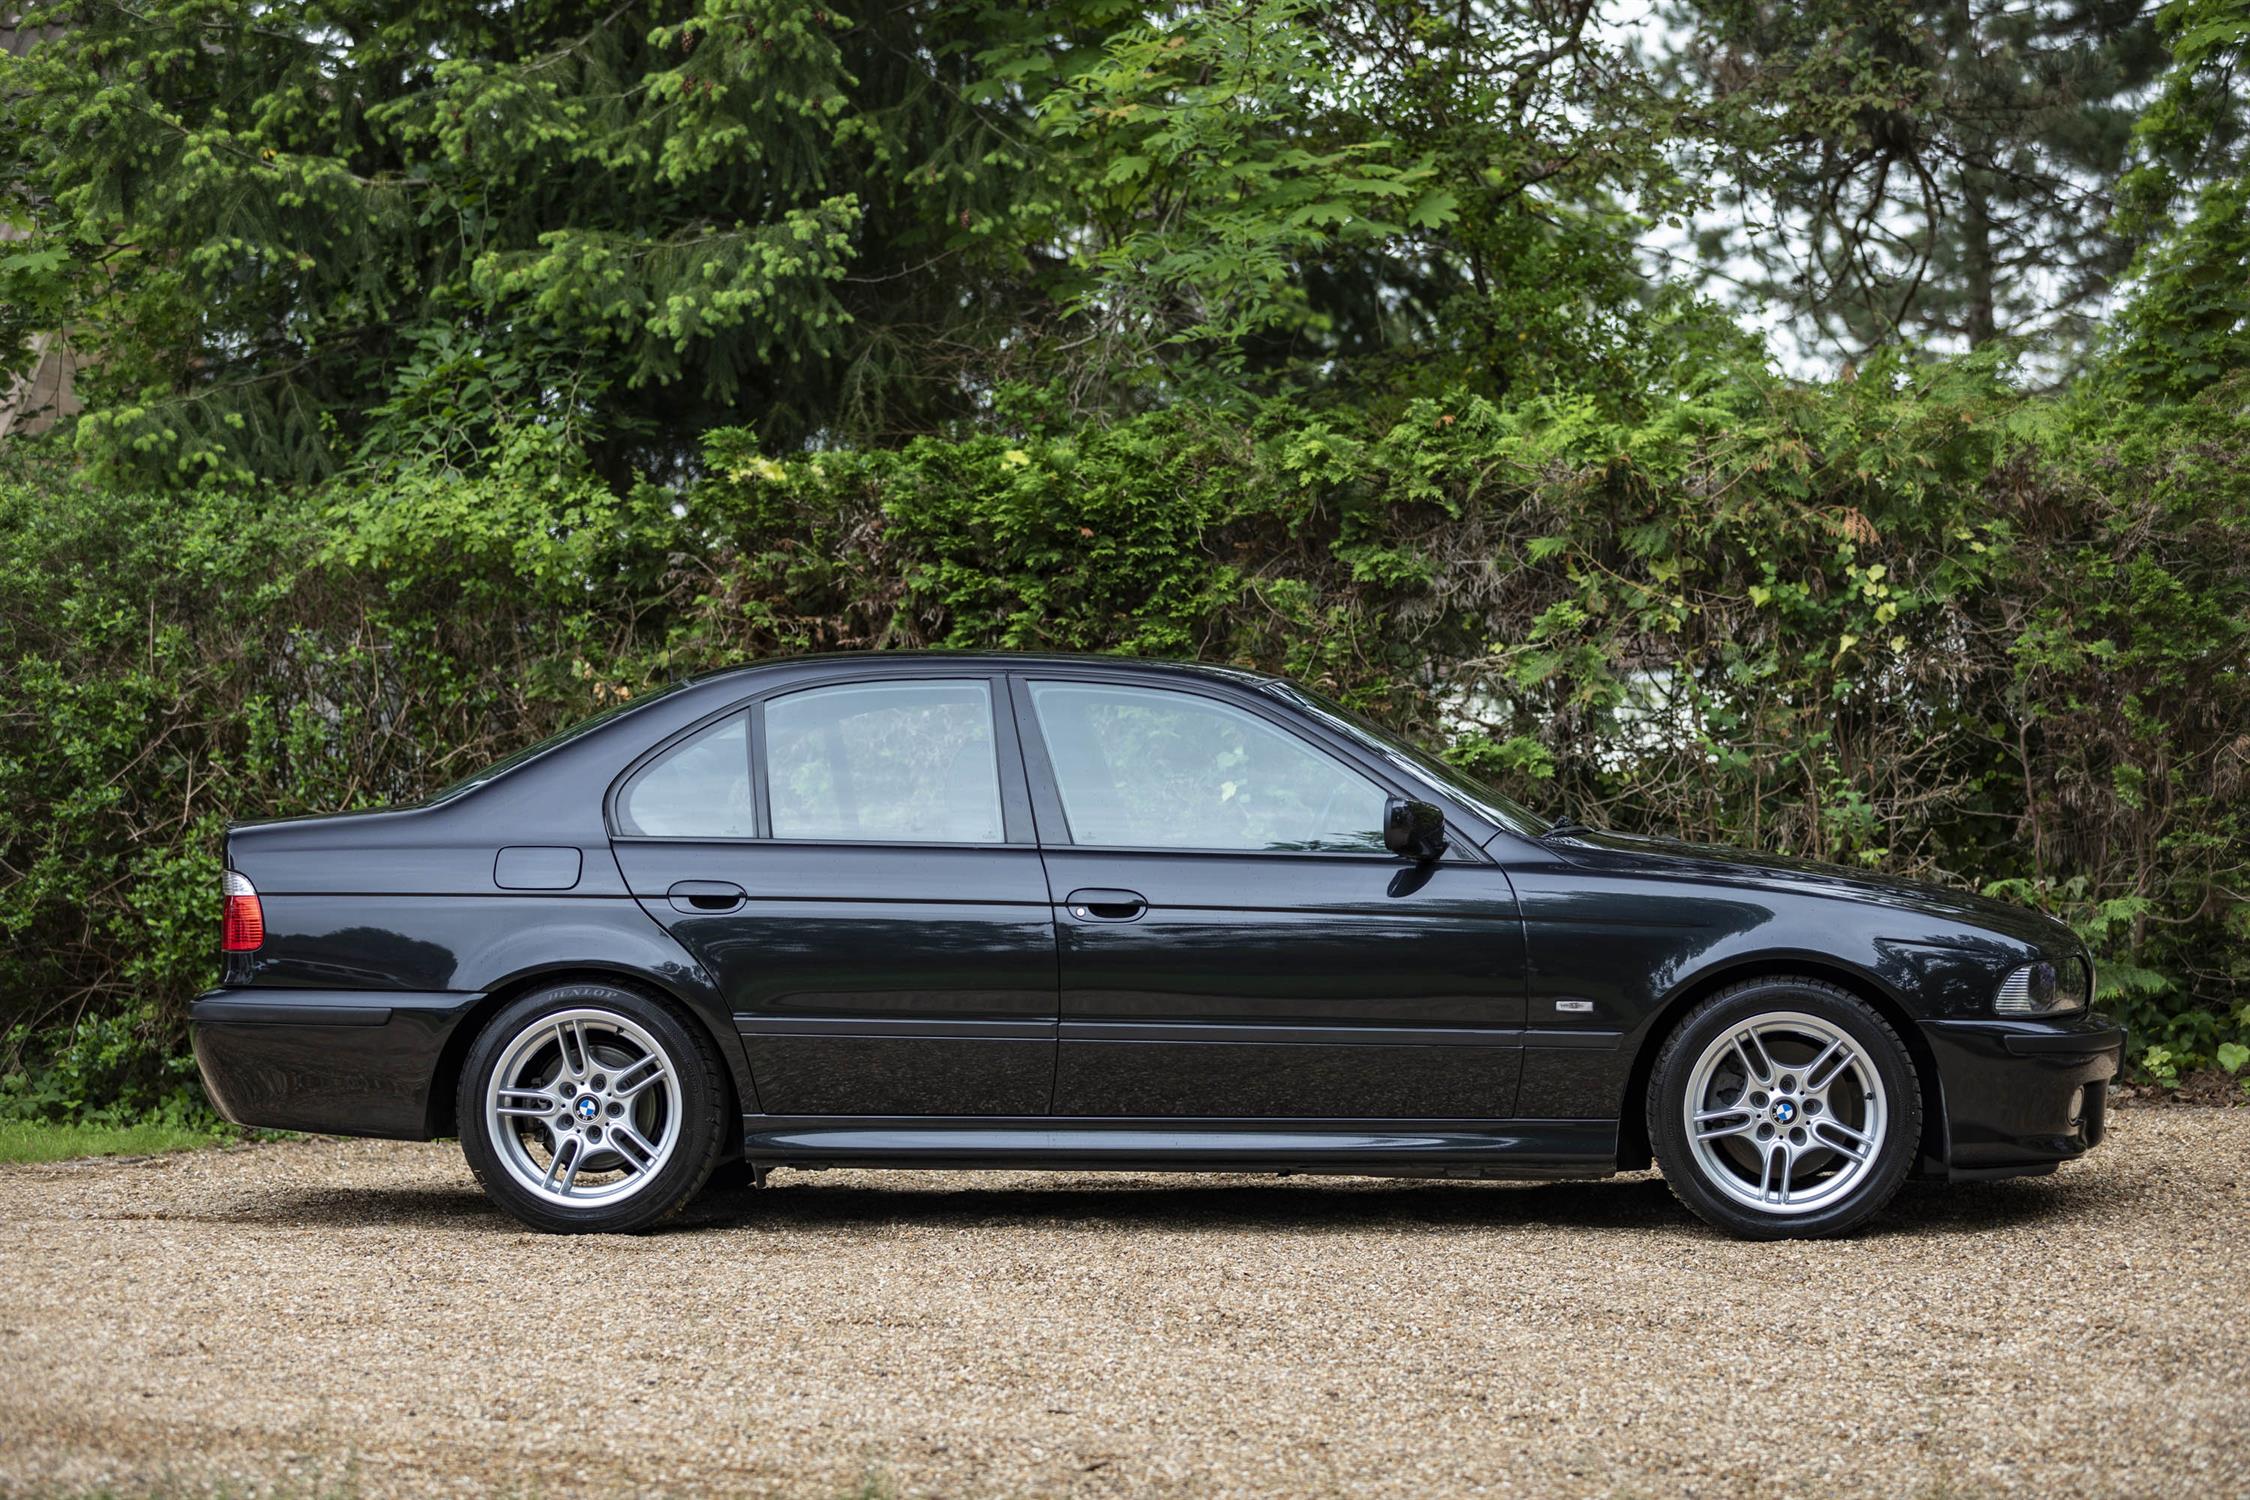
1382, 796, 1448, 863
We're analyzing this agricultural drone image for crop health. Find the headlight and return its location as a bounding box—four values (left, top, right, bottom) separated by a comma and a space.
1995, 957, 2090, 1016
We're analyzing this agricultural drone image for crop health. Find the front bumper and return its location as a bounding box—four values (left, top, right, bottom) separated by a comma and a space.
191, 987, 483, 1139
1921, 1011, 2125, 1181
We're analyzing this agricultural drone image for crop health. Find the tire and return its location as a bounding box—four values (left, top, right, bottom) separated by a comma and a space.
457, 980, 728, 1234
1647, 976, 1921, 1240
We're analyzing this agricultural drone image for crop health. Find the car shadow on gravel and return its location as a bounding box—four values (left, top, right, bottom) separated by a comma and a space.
221, 1166, 2126, 1240
217, 1175, 1691, 1235
697, 1174, 1699, 1236
708, 1171, 2117, 1239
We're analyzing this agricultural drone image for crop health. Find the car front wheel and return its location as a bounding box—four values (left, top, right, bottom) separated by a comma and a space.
458, 981, 727, 1233
1648, 977, 1921, 1239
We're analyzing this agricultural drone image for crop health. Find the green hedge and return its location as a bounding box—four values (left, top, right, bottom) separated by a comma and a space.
4, 363, 2246, 1116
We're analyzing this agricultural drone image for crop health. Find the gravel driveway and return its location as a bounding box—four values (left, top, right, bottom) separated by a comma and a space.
3, 1108, 2245, 1499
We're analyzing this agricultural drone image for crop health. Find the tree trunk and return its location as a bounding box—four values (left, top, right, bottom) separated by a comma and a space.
1961, 163, 1999, 347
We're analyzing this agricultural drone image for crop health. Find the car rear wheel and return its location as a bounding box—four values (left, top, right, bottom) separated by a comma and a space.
458, 981, 727, 1233
1648, 977, 1921, 1240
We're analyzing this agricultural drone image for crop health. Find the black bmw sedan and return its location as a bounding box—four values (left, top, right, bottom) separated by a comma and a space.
192, 653, 2123, 1239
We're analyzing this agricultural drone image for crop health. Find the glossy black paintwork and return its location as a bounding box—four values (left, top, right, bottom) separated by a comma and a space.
192, 650, 2119, 1186
618, 841, 1057, 1115
1040, 849, 1526, 1117
1924, 1012, 2123, 1172
193, 989, 478, 1137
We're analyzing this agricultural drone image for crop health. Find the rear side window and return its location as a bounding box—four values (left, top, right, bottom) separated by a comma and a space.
617, 712, 754, 837
765, 680, 1003, 843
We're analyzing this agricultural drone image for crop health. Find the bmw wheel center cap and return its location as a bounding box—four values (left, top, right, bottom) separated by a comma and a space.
575, 1095, 600, 1121
1774, 1099, 1797, 1124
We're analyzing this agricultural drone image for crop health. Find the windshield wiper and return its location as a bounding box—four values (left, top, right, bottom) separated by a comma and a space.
1543, 809, 1590, 838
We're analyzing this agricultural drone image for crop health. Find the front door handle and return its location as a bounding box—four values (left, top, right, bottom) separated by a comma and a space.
667, 880, 747, 913
1064, 888, 1147, 922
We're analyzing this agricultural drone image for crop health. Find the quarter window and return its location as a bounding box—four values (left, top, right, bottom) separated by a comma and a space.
1027, 682, 1389, 852
765, 680, 1004, 844
617, 712, 754, 838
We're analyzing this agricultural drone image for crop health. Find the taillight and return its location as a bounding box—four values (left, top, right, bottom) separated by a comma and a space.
221, 869, 265, 952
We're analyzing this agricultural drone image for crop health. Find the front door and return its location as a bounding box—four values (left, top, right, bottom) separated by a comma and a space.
610, 675, 1057, 1117
1015, 676, 1527, 1120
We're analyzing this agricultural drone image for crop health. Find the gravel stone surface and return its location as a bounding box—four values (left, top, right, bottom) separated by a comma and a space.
3, 1109, 2245, 1499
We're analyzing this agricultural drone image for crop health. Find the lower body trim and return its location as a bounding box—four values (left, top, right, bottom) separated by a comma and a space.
742, 1115, 1618, 1177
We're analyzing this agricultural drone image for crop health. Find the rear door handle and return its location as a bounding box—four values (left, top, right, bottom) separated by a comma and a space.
1064, 888, 1147, 922
667, 880, 747, 913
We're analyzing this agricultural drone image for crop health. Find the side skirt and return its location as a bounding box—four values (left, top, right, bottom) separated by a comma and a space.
741, 1116, 1619, 1179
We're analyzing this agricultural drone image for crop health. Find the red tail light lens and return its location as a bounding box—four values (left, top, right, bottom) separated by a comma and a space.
221, 870, 264, 952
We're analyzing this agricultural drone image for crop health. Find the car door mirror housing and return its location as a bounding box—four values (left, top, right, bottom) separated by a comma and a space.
1382, 797, 1448, 862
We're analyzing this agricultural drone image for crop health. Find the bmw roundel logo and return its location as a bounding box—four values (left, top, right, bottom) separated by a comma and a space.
1774, 1100, 1797, 1124
575, 1095, 600, 1121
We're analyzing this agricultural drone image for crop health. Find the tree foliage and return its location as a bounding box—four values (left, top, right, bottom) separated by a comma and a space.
2, 0, 1726, 482
2104, 0, 2250, 395
1666, 0, 2182, 372
2, 1, 1077, 478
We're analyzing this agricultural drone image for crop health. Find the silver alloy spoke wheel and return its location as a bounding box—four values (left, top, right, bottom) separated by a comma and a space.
485, 1007, 682, 1207
1681, 1009, 1887, 1217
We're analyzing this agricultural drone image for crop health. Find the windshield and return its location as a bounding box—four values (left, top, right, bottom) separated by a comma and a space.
419, 681, 691, 805
1266, 683, 1548, 839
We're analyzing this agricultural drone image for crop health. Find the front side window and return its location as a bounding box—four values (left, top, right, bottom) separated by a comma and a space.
1028, 682, 1388, 852
765, 680, 1004, 843
617, 711, 754, 837
1267, 683, 1547, 838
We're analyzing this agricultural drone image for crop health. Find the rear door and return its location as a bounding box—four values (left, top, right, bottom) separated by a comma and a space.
1015, 674, 1528, 1120
609, 672, 1057, 1117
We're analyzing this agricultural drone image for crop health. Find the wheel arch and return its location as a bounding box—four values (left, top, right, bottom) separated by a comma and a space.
425, 963, 747, 1139
1612, 955, 1947, 1175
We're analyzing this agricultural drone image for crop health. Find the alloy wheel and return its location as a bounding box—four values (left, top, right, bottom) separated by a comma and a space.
483, 1007, 682, 1207
1680, 1009, 1888, 1216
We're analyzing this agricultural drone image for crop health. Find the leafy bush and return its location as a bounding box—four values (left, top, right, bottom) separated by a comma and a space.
2, 361, 2244, 1118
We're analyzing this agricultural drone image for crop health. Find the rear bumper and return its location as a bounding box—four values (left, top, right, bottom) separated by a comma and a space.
190, 987, 483, 1139
1921, 1012, 2125, 1182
